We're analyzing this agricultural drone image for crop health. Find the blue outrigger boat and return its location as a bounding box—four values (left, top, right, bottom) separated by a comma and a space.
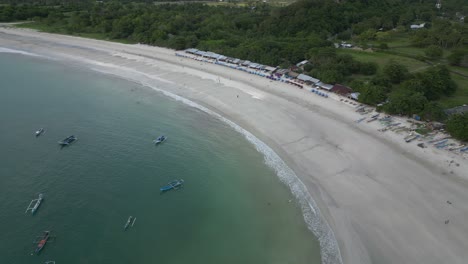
153, 135, 167, 145
160, 179, 184, 192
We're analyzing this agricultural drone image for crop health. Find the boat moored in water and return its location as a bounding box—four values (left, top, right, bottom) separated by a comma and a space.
25, 194, 44, 214
58, 135, 77, 146
160, 179, 184, 192
35, 128, 45, 137
124, 216, 136, 230
153, 135, 167, 144
34, 231, 50, 254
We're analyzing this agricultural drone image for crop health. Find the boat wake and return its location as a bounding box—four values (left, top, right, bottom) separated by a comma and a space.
54, 54, 343, 264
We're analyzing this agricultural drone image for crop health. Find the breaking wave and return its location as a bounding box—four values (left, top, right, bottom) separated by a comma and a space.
0, 47, 44, 57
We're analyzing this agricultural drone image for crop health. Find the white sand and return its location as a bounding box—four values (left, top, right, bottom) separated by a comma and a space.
1, 27, 468, 264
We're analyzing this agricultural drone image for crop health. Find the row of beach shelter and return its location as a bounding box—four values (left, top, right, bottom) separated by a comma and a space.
177, 51, 330, 99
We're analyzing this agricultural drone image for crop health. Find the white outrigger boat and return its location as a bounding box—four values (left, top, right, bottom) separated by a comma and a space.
25, 194, 44, 214
124, 216, 136, 230
35, 128, 45, 137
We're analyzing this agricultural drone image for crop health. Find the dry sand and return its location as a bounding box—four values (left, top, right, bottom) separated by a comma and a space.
1, 27, 468, 264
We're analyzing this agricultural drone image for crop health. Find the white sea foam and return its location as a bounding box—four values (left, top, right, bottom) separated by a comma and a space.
0, 47, 44, 57
59, 55, 343, 264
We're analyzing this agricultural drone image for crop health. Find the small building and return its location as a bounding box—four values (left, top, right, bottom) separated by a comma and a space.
410, 23, 426, 30
195, 50, 206, 57
185, 48, 199, 54
296, 60, 309, 67
275, 69, 288, 75
317, 82, 333, 91
297, 74, 320, 85
444, 105, 468, 116
330, 84, 352, 95
340, 42, 353, 48
287, 71, 300, 79
248, 63, 263, 70
264, 66, 277, 73
429, 122, 445, 130
349, 92, 360, 101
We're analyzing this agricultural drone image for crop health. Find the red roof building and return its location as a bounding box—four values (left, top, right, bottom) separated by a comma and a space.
331, 84, 352, 95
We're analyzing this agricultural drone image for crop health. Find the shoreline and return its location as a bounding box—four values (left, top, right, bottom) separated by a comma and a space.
1, 27, 468, 264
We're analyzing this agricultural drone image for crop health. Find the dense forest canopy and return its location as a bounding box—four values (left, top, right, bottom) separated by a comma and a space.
1, 0, 466, 64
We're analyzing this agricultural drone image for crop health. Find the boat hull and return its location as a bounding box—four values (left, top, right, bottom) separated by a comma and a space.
58, 136, 77, 146
160, 180, 184, 192
34, 232, 49, 254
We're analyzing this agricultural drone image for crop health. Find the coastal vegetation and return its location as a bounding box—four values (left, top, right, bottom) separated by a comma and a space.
446, 113, 468, 141
1, 0, 467, 139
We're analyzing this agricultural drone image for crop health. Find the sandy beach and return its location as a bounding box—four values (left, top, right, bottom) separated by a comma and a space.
1, 27, 467, 264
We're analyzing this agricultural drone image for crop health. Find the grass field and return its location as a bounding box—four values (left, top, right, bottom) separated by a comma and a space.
338, 47, 468, 109
337, 49, 429, 73
438, 74, 468, 108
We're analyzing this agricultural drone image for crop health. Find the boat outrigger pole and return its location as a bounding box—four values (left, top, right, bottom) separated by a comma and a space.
25, 194, 44, 214
124, 216, 137, 230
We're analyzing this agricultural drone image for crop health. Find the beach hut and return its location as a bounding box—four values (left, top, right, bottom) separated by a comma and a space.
297, 74, 320, 85
349, 92, 360, 101
185, 48, 199, 54
287, 71, 300, 79
317, 82, 333, 91
331, 84, 352, 96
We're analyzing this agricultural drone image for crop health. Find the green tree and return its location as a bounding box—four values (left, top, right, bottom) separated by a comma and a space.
448, 50, 465, 66
420, 102, 446, 121
446, 113, 468, 141
379, 43, 389, 50
383, 89, 428, 115
359, 62, 378, 75
358, 84, 387, 105
424, 45, 443, 59
383, 60, 408, 84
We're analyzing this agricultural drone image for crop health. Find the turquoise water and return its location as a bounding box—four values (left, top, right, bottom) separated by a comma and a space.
0, 53, 321, 263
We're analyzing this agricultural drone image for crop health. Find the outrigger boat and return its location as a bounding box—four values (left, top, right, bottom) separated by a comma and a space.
35, 128, 45, 137
33, 231, 54, 255
25, 194, 44, 214
58, 135, 77, 146
124, 216, 136, 230
153, 135, 167, 145
160, 179, 184, 192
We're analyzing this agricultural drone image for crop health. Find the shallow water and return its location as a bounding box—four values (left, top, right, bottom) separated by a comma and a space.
0, 53, 321, 264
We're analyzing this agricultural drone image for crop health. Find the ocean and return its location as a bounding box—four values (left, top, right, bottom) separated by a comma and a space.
0, 52, 321, 263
